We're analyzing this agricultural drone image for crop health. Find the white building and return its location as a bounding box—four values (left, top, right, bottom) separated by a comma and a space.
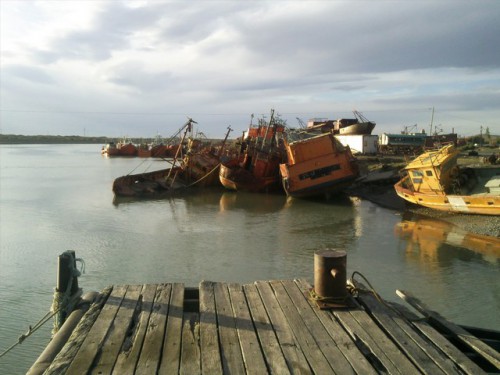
335, 134, 378, 154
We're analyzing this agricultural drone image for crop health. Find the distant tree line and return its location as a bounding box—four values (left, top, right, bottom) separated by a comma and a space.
0, 134, 140, 144
1, 132, 496, 147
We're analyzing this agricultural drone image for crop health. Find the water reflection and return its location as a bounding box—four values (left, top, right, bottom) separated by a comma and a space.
281, 195, 357, 235
395, 216, 500, 267
219, 191, 286, 214
112, 188, 201, 207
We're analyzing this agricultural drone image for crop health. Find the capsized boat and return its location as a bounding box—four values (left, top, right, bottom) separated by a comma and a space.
279, 131, 359, 198
112, 119, 230, 198
182, 126, 233, 187
305, 110, 375, 135
112, 166, 186, 197
336, 110, 376, 135
219, 110, 286, 193
394, 144, 500, 215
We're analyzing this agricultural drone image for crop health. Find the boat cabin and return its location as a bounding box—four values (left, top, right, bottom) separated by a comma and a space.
284, 132, 347, 166
402, 144, 459, 194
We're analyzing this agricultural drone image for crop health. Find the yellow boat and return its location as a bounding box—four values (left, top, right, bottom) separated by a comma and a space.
394, 144, 499, 215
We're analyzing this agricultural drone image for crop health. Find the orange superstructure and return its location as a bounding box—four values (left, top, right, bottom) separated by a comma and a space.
219, 110, 286, 193
279, 132, 359, 198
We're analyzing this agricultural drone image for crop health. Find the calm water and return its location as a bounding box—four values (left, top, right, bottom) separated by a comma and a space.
0, 144, 499, 374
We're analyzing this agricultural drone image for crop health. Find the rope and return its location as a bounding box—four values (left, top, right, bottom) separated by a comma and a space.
187, 163, 221, 187
0, 291, 82, 359
75, 257, 85, 276
349, 271, 403, 315
126, 157, 150, 176
126, 154, 176, 176
308, 288, 350, 304
0, 313, 55, 359
0, 254, 85, 359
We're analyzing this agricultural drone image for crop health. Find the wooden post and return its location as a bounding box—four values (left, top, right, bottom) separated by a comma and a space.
314, 249, 347, 300
55, 250, 80, 330
57, 250, 79, 295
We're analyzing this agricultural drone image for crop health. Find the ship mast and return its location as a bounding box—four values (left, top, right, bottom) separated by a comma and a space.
429, 107, 435, 135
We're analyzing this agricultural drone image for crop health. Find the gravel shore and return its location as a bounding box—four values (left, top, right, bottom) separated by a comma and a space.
351, 153, 499, 238
349, 186, 500, 237
406, 206, 500, 237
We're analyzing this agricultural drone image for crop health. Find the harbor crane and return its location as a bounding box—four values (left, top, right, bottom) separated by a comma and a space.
296, 117, 306, 128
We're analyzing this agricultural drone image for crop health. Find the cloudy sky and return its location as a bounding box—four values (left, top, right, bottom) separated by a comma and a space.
1, 0, 499, 139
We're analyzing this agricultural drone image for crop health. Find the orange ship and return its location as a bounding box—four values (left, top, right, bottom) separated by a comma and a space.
101, 138, 137, 157
113, 120, 231, 198
219, 110, 286, 193
279, 132, 359, 198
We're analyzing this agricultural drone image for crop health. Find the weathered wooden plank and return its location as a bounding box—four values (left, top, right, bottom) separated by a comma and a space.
158, 283, 185, 375
350, 304, 422, 374
92, 284, 143, 374
44, 287, 112, 375
44, 279, 492, 375
378, 298, 465, 375
293, 279, 377, 375
243, 283, 291, 375
334, 305, 408, 374
180, 312, 201, 375
228, 283, 268, 375
269, 280, 335, 375
397, 289, 500, 371
255, 281, 313, 374
357, 290, 449, 375
214, 282, 246, 374
112, 284, 158, 375
459, 325, 500, 351
65, 285, 128, 374
199, 281, 223, 375
280, 280, 356, 374
391, 301, 485, 375
134, 284, 172, 375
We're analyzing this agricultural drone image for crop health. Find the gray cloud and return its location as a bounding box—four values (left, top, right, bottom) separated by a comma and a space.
2, 0, 499, 137
106, 61, 175, 92
2, 65, 55, 84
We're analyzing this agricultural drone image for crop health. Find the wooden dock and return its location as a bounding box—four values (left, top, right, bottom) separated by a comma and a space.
31, 279, 499, 374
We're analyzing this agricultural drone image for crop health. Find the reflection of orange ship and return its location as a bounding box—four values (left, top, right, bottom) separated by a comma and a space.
219, 192, 285, 214
395, 219, 500, 263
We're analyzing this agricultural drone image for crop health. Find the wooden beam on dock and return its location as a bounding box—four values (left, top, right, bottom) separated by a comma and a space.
35, 280, 497, 375
397, 289, 500, 371
389, 301, 484, 375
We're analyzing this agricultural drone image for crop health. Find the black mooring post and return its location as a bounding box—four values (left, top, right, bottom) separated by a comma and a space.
56, 250, 79, 295
55, 250, 80, 328
314, 249, 347, 300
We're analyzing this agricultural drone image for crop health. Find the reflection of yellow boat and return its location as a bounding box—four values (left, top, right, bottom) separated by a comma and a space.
394, 144, 500, 215
395, 219, 500, 260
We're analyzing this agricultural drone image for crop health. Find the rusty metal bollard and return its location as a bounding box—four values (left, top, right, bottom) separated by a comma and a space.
314, 249, 347, 300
